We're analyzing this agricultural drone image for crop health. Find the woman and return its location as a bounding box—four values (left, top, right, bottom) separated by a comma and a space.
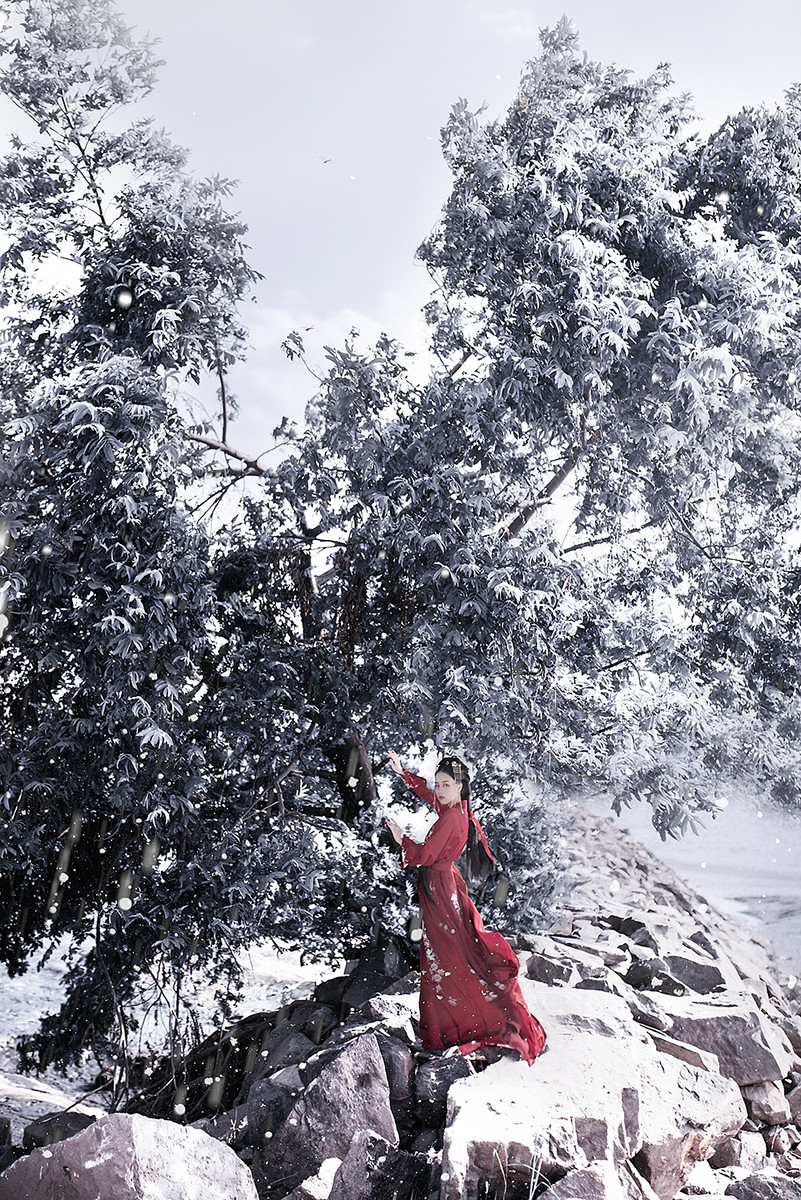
385, 752, 546, 1064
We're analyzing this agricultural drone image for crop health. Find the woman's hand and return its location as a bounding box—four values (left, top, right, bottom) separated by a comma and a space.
385, 818, 403, 844
387, 751, 404, 776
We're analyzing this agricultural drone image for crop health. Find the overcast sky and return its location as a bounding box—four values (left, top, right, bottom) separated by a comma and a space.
12, 1, 801, 454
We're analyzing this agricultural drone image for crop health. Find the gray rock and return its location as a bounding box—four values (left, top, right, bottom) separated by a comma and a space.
283, 1157, 343, 1200
663, 955, 727, 995
191, 1104, 250, 1149
246, 1079, 295, 1148
710, 1133, 768, 1172
285, 1002, 338, 1045
411, 1128, 439, 1154
327, 1131, 392, 1200
780, 1015, 801, 1055
22, 1110, 96, 1150
659, 995, 794, 1085
326, 1130, 432, 1200
763, 1128, 795, 1156
313, 975, 351, 1007
741, 1082, 791, 1126
576, 974, 672, 1031
725, 1173, 801, 1200
262, 1026, 317, 1073
645, 1030, 721, 1073
546, 1164, 628, 1200
526, 952, 579, 987
0, 1112, 258, 1200
682, 1159, 726, 1195
624, 958, 687, 996
260, 1033, 397, 1193
789, 1087, 801, 1124
415, 1054, 473, 1128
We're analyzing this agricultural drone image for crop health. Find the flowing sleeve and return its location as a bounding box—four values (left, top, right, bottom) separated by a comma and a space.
402, 805, 467, 867
400, 768, 438, 809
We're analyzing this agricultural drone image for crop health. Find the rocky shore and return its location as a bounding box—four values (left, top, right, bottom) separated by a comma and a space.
2, 804, 801, 1200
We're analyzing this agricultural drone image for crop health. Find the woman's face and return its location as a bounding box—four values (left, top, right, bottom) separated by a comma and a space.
435, 771, 463, 807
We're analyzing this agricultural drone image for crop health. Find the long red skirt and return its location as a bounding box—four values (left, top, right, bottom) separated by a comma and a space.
417, 862, 546, 1063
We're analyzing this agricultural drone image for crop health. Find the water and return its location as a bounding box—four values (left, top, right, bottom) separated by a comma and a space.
594, 790, 801, 975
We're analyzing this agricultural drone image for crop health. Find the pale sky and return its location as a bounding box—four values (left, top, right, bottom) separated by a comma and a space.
7, 1, 801, 455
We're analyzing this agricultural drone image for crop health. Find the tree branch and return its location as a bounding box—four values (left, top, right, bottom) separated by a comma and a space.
504, 432, 598, 540
215, 349, 230, 447
562, 520, 656, 555
184, 433, 265, 475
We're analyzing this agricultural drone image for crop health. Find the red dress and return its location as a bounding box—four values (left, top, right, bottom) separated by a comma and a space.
400, 770, 546, 1064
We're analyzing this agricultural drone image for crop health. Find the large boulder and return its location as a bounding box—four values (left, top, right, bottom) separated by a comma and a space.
658, 995, 794, 1085
441, 983, 744, 1200
0, 1112, 258, 1200
258, 1032, 397, 1194
725, 1174, 801, 1200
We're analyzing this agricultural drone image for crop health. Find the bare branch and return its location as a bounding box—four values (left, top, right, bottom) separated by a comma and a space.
562, 520, 656, 555
185, 432, 265, 475
215, 349, 230, 447
504, 432, 598, 541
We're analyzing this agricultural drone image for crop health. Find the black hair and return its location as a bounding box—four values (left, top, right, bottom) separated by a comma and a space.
436, 756, 494, 882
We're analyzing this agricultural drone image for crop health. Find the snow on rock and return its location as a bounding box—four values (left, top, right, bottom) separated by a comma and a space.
441, 983, 744, 1200
0, 1112, 258, 1200
658, 994, 794, 1086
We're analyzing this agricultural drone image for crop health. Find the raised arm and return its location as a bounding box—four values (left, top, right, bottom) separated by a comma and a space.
387, 750, 437, 808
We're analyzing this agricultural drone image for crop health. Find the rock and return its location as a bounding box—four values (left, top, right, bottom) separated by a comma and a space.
547, 1163, 637, 1200
364, 988, 419, 1039
576, 974, 672, 1031
285, 1002, 338, 1045
645, 1030, 720, 1073
441, 983, 745, 1200
328, 1130, 431, 1200
342, 972, 394, 1007
658, 995, 794, 1085
764, 1128, 795, 1156
741, 1082, 791, 1126
268, 1063, 304, 1091
781, 1016, 801, 1055
635, 1050, 744, 1200
377, 1034, 416, 1138
246, 1079, 296, 1148
663, 956, 728, 996
0, 1121, 9, 1147
710, 1133, 768, 1172
22, 1110, 96, 1150
313, 975, 351, 1007
258, 1033, 397, 1194
683, 1159, 726, 1194
725, 1173, 801, 1200
544, 913, 575, 937
605, 916, 663, 955
282, 1156, 342, 1195
262, 1026, 317, 1073
689, 931, 721, 960
411, 1128, 439, 1154
284, 1157, 342, 1200
191, 1104, 250, 1149
789, 1087, 801, 1124
415, 1054, 473, 1128
526, 952, 579, 987
624, 958, 687, 996
0, 1112, 258, 1200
